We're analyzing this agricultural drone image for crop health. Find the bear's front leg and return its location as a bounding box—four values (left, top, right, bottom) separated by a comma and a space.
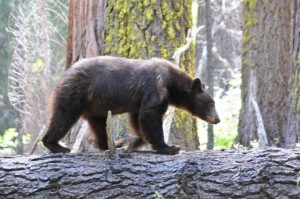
139, 107, 180, 155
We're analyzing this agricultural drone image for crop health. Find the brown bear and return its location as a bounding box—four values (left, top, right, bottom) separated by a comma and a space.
42, 56, 220, 155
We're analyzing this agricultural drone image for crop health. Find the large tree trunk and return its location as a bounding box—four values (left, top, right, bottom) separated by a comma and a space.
0, 148, 299, 198
285, 0, 300, 147
103, 0, 199, 150
62, 0, 107, 151
65, 0, 106, 69
237, 0, 300, 147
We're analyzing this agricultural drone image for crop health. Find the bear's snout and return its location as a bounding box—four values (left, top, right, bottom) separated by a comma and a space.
205, 115, 220, 124
214, 117, 221, 124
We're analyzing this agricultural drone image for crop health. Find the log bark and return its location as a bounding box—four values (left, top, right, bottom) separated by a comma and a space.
0, 148, 300, 198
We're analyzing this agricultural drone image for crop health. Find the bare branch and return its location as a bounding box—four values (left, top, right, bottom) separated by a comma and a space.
250, 71, 269, 147
172, 26, 204, 66
107, 111, 118, 157
71, 122, 88, 154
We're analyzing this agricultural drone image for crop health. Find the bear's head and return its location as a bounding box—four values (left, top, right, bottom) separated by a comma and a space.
187, 78, 220, 124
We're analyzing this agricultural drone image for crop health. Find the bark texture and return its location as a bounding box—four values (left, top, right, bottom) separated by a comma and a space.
103, 0, 199, 150
65, 0, 106, 69
285, 0, 300, 147
238, 0, 300, 147
0, 148, 300, 198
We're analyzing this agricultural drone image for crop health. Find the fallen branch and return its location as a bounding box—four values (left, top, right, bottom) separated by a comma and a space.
106, 110, 117, 157
172, 26, 204, 65
70, 121, 88, 154
30, 125, 46, 154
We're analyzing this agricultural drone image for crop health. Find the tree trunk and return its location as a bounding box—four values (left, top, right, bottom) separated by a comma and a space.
65, 0, 106, 69
0, 148, 299, 198
285, 0, 300, 147
103, 0, 199, 151
237, 0, 300, 147
63, 0, 107, 151
204, 0, 215, 150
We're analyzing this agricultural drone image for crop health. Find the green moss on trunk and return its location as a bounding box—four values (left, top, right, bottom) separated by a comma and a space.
242, 0, 259, 70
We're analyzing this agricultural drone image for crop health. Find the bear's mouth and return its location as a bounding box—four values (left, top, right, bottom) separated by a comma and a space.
205, 116, 220, 124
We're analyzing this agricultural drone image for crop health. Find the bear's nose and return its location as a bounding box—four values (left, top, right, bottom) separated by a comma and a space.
214, 117, 220, 124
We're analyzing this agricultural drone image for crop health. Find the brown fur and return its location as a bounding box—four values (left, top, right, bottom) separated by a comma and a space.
42, 56, 220, 155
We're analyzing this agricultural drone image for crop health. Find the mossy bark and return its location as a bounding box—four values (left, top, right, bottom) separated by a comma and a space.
237, 0, 300, 147
103, 0, 199, 150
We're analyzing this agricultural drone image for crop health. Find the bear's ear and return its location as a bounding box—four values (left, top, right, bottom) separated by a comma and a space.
192, 78, 203, 93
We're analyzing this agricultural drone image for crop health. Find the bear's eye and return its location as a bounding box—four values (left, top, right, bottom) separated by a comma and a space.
208, 102, 215, 108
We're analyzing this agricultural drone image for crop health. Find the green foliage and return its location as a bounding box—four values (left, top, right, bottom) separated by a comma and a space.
214, 131, 236, 150
31, 58, 45, 73
231, 140, 259, 152
250, 139, 259, 148
154, 192, 164, 199
0, 128, 31, 155
233, 143, 248, 151
23, 133, 31, 144
0, 128, 18, 155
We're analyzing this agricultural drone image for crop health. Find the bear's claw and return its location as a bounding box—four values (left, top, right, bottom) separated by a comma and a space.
156, 145, 180, 155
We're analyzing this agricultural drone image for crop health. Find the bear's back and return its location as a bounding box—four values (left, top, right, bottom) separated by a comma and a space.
68, 56, 173, 115
72, 56, 173, 73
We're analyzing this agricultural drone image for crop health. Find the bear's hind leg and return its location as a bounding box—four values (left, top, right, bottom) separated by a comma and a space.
87, 116, 108, 150
43, 110, 81, 153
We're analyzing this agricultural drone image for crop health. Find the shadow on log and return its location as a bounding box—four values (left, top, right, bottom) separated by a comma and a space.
0, 148, 300, 198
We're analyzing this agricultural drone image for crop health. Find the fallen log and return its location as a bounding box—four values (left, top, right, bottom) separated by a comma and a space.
0, 148, 299, 198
